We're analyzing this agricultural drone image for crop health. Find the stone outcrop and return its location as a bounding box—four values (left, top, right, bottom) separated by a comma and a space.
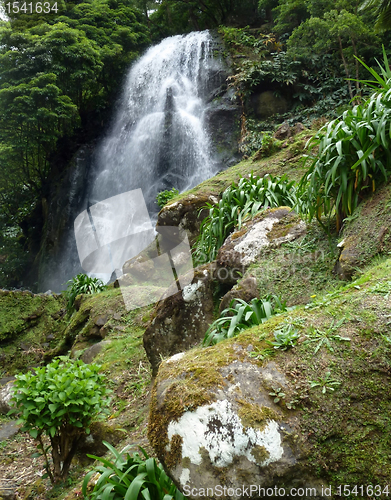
219, 276, 259, 313
334, 183, 391, 280
143, 264, 216, 376
157, 194, 219, 247
0, 381, 15, 415
215, 208, 306, 285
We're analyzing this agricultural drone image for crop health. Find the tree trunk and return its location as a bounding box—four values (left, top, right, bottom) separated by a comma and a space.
338, 36, 354, 101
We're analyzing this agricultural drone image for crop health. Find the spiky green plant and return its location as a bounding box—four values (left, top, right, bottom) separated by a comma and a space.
82, 441, 185, 500
203, 295, 288, 346
300, 47, 391, 233
65, 273, 106, 314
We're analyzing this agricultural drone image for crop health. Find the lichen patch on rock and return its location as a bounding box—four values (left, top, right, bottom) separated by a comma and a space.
166, 399, 283, 469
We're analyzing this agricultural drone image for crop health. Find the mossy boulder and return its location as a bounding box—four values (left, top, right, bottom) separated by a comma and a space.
0, 291, 67, 374
148, 258, 391, 499
215, 208, 306, 285
76, 421, 124, 458
251, 91, 289, 119
47, 287, 153, 361
143, 264, 216, 376
334, 182, 391, 280
219, 276, 259, 313
157, 194, 219, 246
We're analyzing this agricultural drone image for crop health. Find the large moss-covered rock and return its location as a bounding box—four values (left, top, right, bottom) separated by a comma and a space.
334, 182, 391, 280
0, 290, 67, 374
143, 264, 216, 376
148, 258, 391, 499
251, 91, 289, 119
157, 194, 218, 247
215, 208, 306, 285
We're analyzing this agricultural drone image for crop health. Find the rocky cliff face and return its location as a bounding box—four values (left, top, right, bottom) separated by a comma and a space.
35, 143, 95, 292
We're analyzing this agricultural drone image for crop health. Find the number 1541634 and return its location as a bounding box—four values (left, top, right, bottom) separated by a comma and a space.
5, 2, 58, 14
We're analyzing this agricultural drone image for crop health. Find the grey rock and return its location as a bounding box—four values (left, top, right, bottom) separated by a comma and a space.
0, 382, 16, 415
143, 264, 216, 376
219, 276, 259, 313
0, 421, 20, 440
0, 480, 17, 500
149, 355, 325, 500
215, 208, 306, 285
80, 341, 111, 364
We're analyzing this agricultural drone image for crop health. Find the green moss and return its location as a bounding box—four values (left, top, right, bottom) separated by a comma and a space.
0, 292, 67, 375
165, 434, 183, 469
0, 291, 66, 342
250, 445, 270, 464
244, 222, 340, 306
237, 400, 279, 431
231, 228, 247, 240
266, 212, 300, 241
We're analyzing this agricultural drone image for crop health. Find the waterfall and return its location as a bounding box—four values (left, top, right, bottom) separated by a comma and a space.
0, 5, 7, 20
87, 30, 223, 212
39, 30, 235, 292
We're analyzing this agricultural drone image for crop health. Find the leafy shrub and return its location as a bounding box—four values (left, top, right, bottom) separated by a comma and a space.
300, 48, 391, 232
65, 273, 106, 314
194, 173, 298, 265
82, 441, 185, 500
203, 295, 287, 346
156, 188, 179, 209
11, 357, 111, 483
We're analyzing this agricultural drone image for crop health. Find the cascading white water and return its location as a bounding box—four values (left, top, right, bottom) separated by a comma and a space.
39, 30, 232, 292
88, 30, 223, 212
0, 5, 7, 20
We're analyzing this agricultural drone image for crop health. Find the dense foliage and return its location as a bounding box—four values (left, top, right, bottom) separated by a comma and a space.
11, 357, 111, 483
0, 0, 150, 288
299, 49, 391, 232
83, 441, 185, 500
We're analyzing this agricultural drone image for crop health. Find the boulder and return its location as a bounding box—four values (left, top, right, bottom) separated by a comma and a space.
251, 91, 289, 119
273, 121, 291, 140
157, 194, 219, 247
219, 276, 259, 313
76, 421, 124, 458
334, 182, 391, 280
0, 381, 16, 415
0, 480, 16, 500
149, 349, 323, 498
215, 208, 306, 285
143, 264, 216, 376
148, 260, 391, 498
0, 421, 20, 440
80, 341, 111, 364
